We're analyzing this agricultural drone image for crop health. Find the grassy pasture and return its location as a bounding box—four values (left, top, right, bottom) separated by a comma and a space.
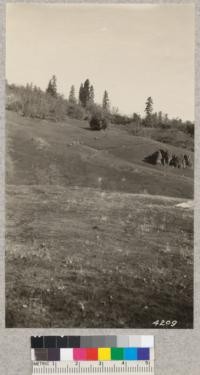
6, 111, 193, 327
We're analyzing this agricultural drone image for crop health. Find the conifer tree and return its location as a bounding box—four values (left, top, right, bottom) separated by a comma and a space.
144, 96, 153, 126
46, 75, 57, 97
82, 79, 90, 107
79, 83, 84, 105
145, 96, 153, 117
102, 90, 110, 111
79, 79, 91, 107
89, 85, 95, 104
68, 85, 76, 103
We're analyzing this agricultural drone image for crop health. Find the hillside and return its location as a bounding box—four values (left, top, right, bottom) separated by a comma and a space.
6, 111, 193, 328
120, 124, 194, 151
6, 111, 193, 197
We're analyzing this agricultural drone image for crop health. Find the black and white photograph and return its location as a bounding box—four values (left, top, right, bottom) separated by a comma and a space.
5, 3, 194, 328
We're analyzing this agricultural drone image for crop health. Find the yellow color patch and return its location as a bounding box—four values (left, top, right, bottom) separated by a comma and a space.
98, 348, 111, 361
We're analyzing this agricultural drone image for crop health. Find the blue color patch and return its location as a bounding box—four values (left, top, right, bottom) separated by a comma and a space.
137, 348, 150, 360
124, 348, 137, 360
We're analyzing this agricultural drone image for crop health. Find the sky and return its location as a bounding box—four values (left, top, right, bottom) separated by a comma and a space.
6, 3, 194, 121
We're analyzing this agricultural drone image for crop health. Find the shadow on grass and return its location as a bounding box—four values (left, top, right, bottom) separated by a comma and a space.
143, 151, 159, 165
82, 126, 102, 131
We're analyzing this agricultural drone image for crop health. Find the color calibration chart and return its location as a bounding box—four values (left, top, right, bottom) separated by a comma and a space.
31, 335, 154, 374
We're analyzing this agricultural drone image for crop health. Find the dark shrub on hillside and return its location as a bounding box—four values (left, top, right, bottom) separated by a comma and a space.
89, 113, 109, 130
185, 122, 194, 137
87, 103, 109, 130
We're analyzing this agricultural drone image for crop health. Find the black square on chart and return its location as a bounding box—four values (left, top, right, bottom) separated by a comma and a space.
31, 336, 44, 348
44, 336, 56, 348
69, 336, 80, 348
56, 336, 69, 348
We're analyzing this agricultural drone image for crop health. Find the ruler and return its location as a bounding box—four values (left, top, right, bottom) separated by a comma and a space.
32, 361, 154, 374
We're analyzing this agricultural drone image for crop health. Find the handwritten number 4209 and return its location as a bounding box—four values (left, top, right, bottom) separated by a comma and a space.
152, 320, 178, 327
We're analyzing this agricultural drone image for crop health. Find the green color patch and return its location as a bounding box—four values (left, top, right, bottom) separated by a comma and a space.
111, 348, 124, 360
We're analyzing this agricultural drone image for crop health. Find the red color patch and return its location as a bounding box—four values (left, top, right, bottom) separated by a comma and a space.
86, 348, 98, 360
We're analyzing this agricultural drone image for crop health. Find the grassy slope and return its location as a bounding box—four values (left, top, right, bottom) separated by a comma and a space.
7, 111, 193, 197
118, 123, 194, 151
6, 111, 193, 327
